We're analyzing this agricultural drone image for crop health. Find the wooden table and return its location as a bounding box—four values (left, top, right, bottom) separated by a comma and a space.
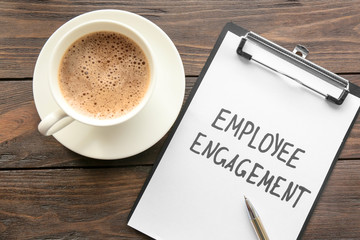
1, 1, 360, 239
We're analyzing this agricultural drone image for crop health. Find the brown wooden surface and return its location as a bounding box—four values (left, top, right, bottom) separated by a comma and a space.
0, 0, 360, 239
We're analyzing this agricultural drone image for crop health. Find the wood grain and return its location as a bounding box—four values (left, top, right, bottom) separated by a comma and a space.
0, 161, 358, 239
0, 167, 151, 239
0, 75, 359, 168
1, 0, 360, 78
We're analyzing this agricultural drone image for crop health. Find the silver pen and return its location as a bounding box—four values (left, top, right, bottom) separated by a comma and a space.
244, 196, 270, 240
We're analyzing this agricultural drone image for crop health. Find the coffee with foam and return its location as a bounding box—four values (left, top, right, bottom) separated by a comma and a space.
58, 31, 150, 120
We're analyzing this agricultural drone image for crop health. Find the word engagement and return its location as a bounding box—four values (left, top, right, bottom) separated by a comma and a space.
189, 108, 312, 208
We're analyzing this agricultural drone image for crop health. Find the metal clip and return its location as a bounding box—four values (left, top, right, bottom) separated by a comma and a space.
293, 45, 309, 59
237, 32, 349, 105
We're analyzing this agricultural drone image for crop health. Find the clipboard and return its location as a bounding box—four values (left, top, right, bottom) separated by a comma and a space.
128, 23, 360, 240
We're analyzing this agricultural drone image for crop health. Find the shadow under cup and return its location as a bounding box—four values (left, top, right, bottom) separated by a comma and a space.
49, 20, 156, 128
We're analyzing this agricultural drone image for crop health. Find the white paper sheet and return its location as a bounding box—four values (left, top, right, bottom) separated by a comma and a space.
128, 31, 360, 240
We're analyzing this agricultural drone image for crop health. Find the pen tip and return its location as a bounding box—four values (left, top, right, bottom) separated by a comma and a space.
244, 195, 247, 201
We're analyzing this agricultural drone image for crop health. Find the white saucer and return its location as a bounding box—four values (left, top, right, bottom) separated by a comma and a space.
33, 10, 185, 160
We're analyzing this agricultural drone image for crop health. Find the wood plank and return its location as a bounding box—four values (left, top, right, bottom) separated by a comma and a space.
1, 75, 360, 168
1, 0, 360, 78
0, 166, 151, 239
0, 160, 359, 239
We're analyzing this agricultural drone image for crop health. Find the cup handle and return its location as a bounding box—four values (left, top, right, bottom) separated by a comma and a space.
38, 109, 74, 136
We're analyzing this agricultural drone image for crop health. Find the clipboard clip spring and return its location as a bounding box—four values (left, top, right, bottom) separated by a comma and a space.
237, 32, 349, 105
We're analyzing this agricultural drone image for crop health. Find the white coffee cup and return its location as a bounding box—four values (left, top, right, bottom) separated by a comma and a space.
38, 19, 156, 136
